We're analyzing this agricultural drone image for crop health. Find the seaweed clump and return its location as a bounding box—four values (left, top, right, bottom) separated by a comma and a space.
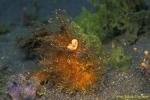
19, 13, 104, 93
77, 0, 150, 44
109, 47, 132, 72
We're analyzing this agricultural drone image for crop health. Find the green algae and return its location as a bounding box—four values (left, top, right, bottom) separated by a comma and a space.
109, 47, 132, 72
76, 0, 150, 43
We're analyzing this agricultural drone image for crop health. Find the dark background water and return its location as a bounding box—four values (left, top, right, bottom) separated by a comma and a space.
0, 0, 91, 24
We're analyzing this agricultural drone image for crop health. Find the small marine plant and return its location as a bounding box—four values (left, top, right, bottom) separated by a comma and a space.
109, 47, 132, 72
